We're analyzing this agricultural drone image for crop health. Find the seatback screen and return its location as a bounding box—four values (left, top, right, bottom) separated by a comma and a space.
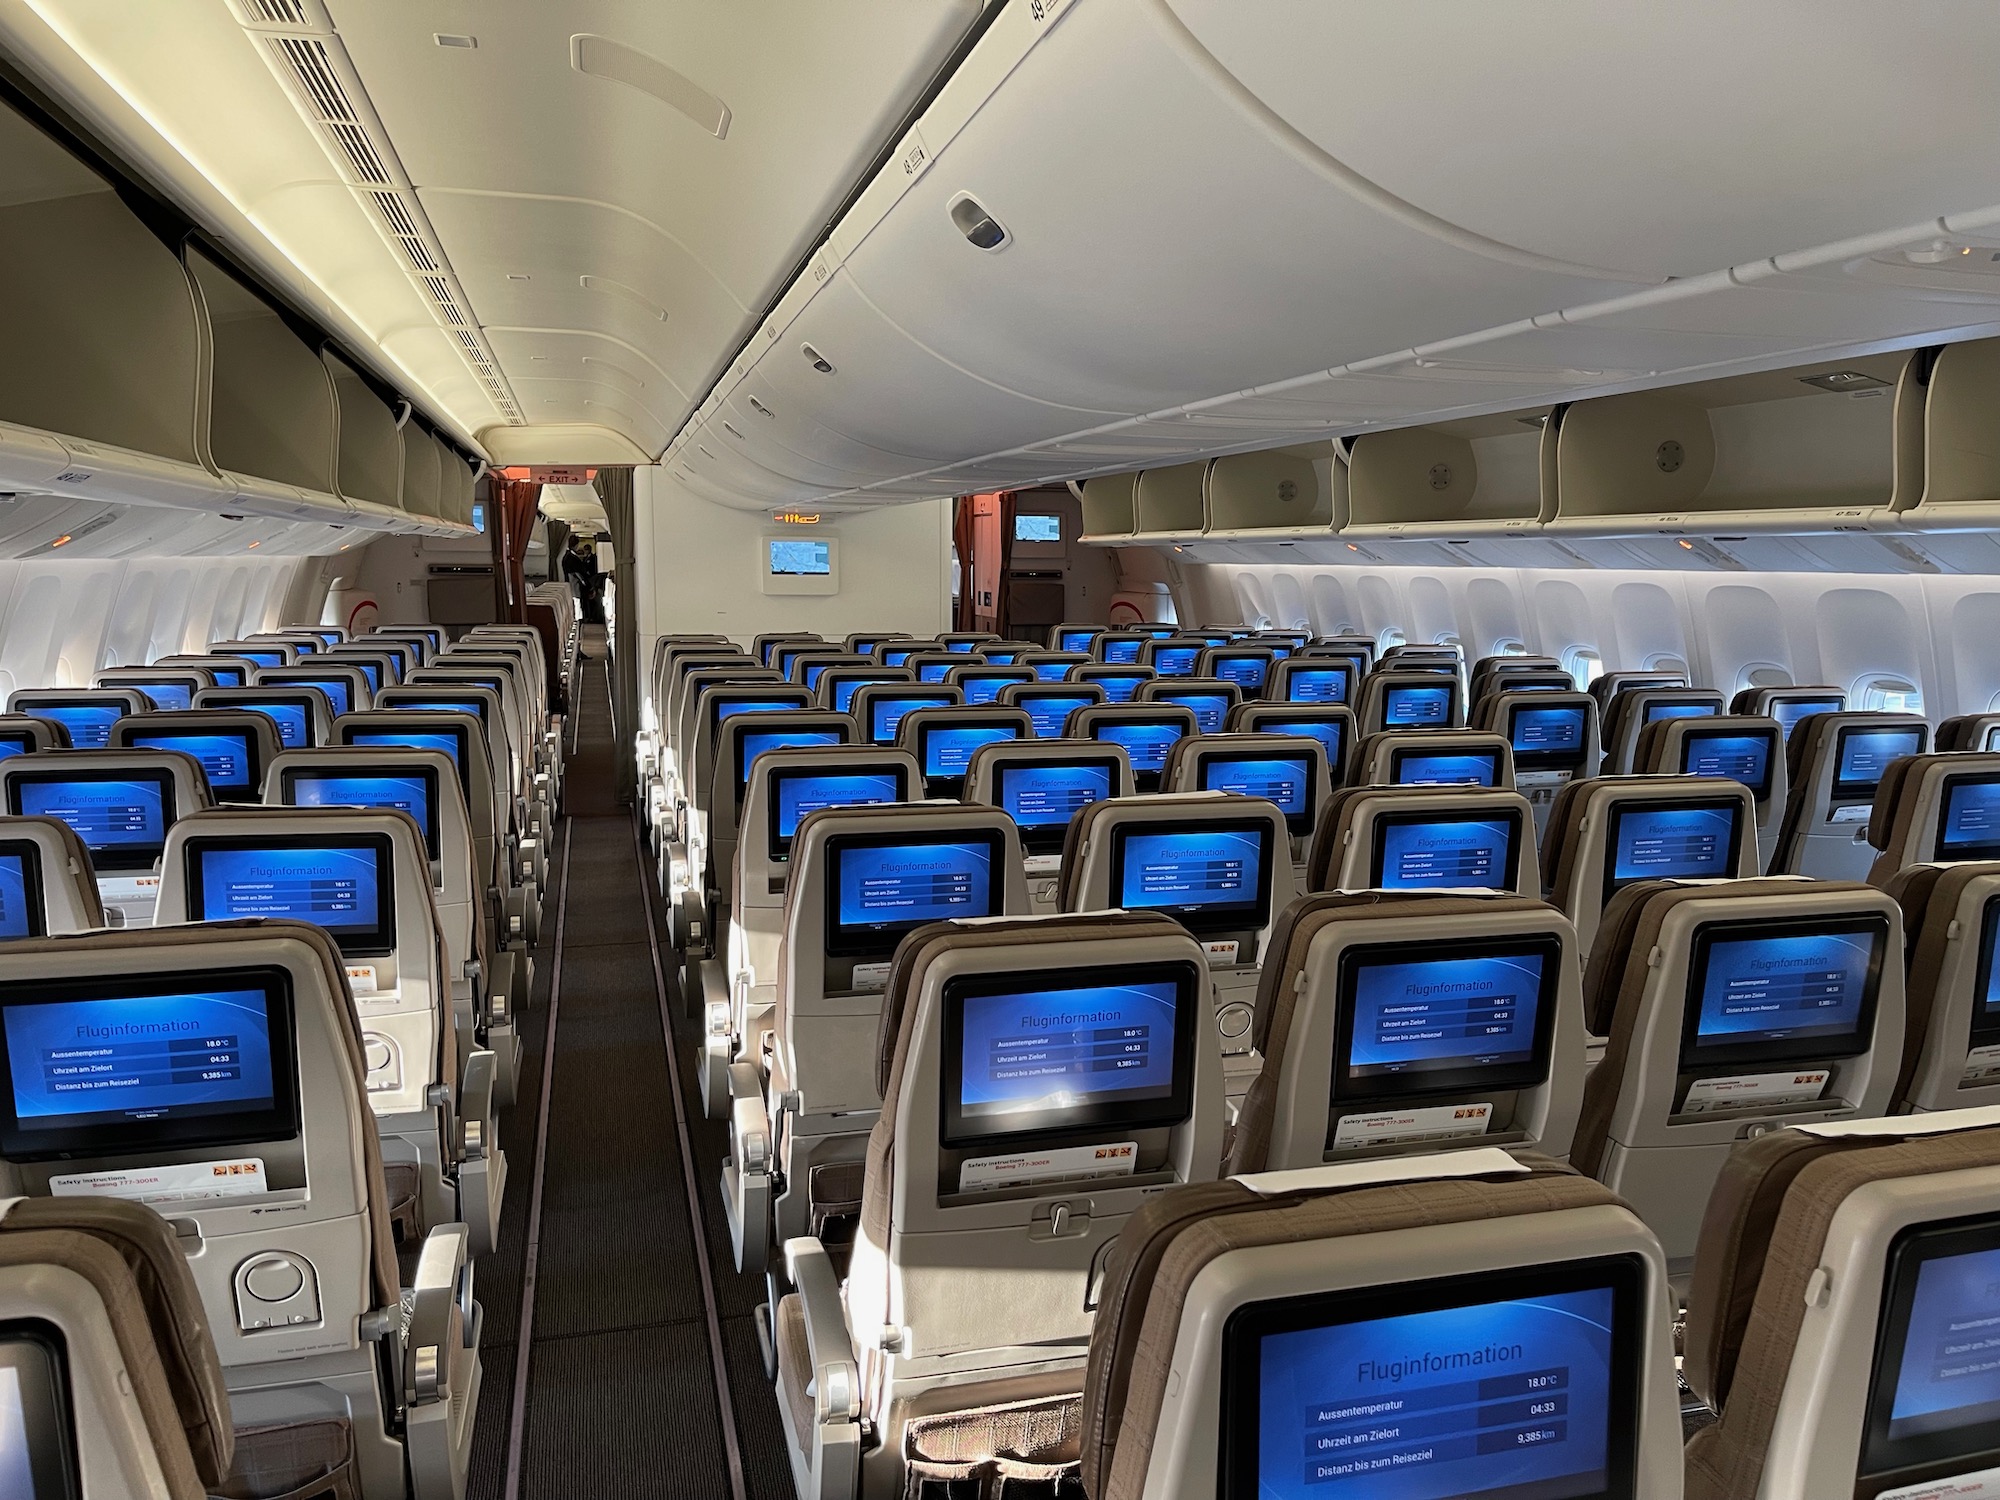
1862, 1215, 2000, 1480
1111, 821, 1273, 935
237, 649, 287, 669
284, 679, 351, 715
1643, 701, 1715, 726
1937, 777, 2000, 862
1151, 646, 1199, 677
1974, 897, 2000, 1049
1682, 914, 1886, 1069
339, 660, 383, 693
1100, 637, 1143, 664
206, 665, 247, 687
737, 729, 846, 794
1200, 754, 1312, 832
129, 732, 254, 797
1018, 693, 1094, 739
0, 967, 299, 1161
393, 695, 489, 729
125, 681, 193, 712
10, 775, 171, 872
1334, 935, 1560, 1100
1372, 811, 1519, 892
1835, 726, 1925, 800
1509, 705, 1589, 771
24, 704, 122, 750
941, 962, 1197, 1146
190, 838, 393, 956
768, 769, 904, 859
1031, 660, 1076, 682
1093, 720, 1187, 777
824, 833, 1004, 956
1155, 692, 1229, 733
1392, 749, 1499, 788
0, 1321, 77, 1498
0, 845, 45, 940
916, 661, 955, 683
831, 677, 896, 713
283, 770, 439, 861
237, 699, 311, 749
1088, 672, 1146, 703
997, 761, 1116, 850
1285, 666, 1351, 704
1604, 800, 1743, 899
1381, 684, 1452, 728
0, 735, 30, 760
714, 697, 810, 729
919, 724, 1021, 782
1220, 1258, 1643, 1500
1255, 716, 1345, 778
1770, 695, 1843, 738
868, 694, 954, 745
1680, 730, 1773, 798
1058, 629, 1098, 653
347, 728, 466, 778
1212, 655, 1269, 693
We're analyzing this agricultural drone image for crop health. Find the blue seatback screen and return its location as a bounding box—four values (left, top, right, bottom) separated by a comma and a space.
917, 662, 954, 683
1095, 722, 1185, 774
961, 676, 1018, 706
1771, 696, 1843, 737
1213, 656, 1268, 692
348, 730, 464, 774
1682, 732, 1772, 798
869, 695, 953, 745
772, 772, 901, 846
239, 701, 310, 749
1394, 751, 1499, 788
716, 699, 805, 724
1345, 948, 1549, 1086
1157, 693, 1228, 733
195, 846, 382, 938
1058, 630, 1098, 653
30, 704, 123, 749
126, 682, 193, 712
1374, 816, 1515, 891
944, 640, 980, 653
738, 730, 844, 792
238, 650, 287, 669
1836, 727, 1925, 799
1644, 701, 1716, 725
1864, 1221, 2000, 1477
1032, 661, 1075, 682
999, 761, 1115, 830
1688, 921, 1883, 1058
1938, 779, 2000, 861
15, 778, 166, 861
1608, 803, 1740, 891
207, 666, 247, 687
1116, 826, 1268, 927
1021, 695, 1093, 739
832, 841, 996, 938
1201, 756, 1309, 817
130, 733, 253, 793
1285, 667, 1350, 704
344, 661, 383, 693
394, 696, 487, 728
832, 677, 895, 713
1093, 674, 1145, 703
0, 736, 28, 761
1382, 684, 1452, 728
1258, 717, 1344, 772
287, 774, 434, 859
1151, 646, 1199, 677
0, 853, 36, 939
922, 726, 1020, 779
1510, 706, 1587, 764
882, 647, 919, 667
1101, 638, 1143, 664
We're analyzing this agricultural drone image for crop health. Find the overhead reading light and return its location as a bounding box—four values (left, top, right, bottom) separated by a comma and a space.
801, 344, 835, 375
947, 192, 1010, 252
747, 396, 776, 419
1799, 370, 1892, 394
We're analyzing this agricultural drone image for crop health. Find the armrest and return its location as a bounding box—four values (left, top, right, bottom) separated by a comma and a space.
404, 1222, 471, 1408
458, 1050, 496, 1164
728, 1063, 770, 1174
782, 1237, 860, 1424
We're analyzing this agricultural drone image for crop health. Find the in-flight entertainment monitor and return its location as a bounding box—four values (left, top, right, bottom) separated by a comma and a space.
939, 960, 1199, 1147
1109, 819, 1274, 936
345, 726, 469, 781
21, 702, 123, 751
1679, 913, 1887, 1071
735, 727, 847, 795
1680, 728, 1774, 799
1078, 669, 1148, 703
1509, 704, 1590, 773
1769, 694, 1844, 739
1151, 645, 1200, 678
1152, 690, 1230, 733
0, 732, 36, 759
1284, 664, 1353, 705
129, 730, 258, 801
1370, 809, 1521, 892
831, 675, 898, 713
768, 538, 831, 576
235, 649, 289, 670
9, 770, 174, 873
1333, 933, 1562, 1099
1251, 714, 1346, 782
122, 680, 194, 712
281, 766, 440, 862
1642, 700, 1716, 727
1834, 724, 1926, 802
1016, 691, 1096, 740
1100, 636, 1144, 665
1090, 717, 1190, 783
996, 758, 1119, 853
1030, 659, 1080, 682
0, 965, 300, 1161
915, 721, 1022, 789
233, 697, 314, 749
1381, 682, 1453, 729
1057, 628, 1100, 654
766, 764, 907, 861
0, 843, 46, 941
1211, 654, 1270, 694
823, 830, 1006, 956
867, 692, 955, 745
959, 672, 1025, 706
1390, 747, 1500, 788
1969, 896, 2000, 1053
187, 834, 395, 957
1218, 1256, 1644, 1500
1199, 751, 1315, 836
388, 694, 489, 730
1013, 514, 1061, 543
0, 1319, 79, 1498
1601, 798, 1744, 902
1936, 775, 2000, 863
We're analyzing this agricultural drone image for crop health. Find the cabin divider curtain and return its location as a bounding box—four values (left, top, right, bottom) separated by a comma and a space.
594, 466, 640, 806
490, 477, 542, 623
952, 496, 977, 632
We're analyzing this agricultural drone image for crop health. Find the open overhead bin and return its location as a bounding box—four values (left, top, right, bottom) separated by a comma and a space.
1078, 473, 1139, 540
1133, 461, 1208, 540
1897, 339, 2000, 532
1343, 410, 1551, 537
1547, 350, 1924, 535
1203, 445, 1339, 536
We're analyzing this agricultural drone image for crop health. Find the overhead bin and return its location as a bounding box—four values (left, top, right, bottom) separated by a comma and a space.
401, 423, 442, 520
1133, 461, 1207, 538
1899, 338, 2000, 531
1547, 350, 1924, 535
325, 353, 408, 523
440, 450, 477, 529
1343, 412, 1549, 537
1203, 446, 1338, 534
1078, 473, 1138, 539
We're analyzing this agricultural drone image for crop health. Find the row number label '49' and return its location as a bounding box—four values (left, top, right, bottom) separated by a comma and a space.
1028, 0, 1074, 29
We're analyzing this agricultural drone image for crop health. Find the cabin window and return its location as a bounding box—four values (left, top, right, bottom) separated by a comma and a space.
1859, 675, 1923, 714
1378, 626, 1407, 650
1493, 638, 1531, 657
1744, 663, 1792, 690
1648, 654, 1689, 679
1565, 648, 1604, 686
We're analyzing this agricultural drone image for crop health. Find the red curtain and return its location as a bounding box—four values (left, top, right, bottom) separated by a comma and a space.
490, 478, 542, 623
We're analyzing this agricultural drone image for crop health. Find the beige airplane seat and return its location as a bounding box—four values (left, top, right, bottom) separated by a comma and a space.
1164, 731, 1330, 879
156, 805, 504, 1257
155, 653, 262, 690
1882, 860, 2000, 1113
1307, 784, 1541, 897
725, 801, 1027, 1274
1355, 668, 1466, 737
963, 737, 1133, 913
1589, 670, 1688, 714
643, 640, 743, 817
1771, 712, 1929, 879
1865, 752, 2000, 885
111, 709, 283, 808
1542, 776, 1760, 963
0, 922, 480, 1500
1265, 653, 1358, 710
658, 657, 768, 855
1077, 1148, 1683, 1500
194, 684, 336, 751
1354, 728, 1516, 789
1059, 791, 1297, 1105
0, 1194, 233, 1498
1732, 684, 1846, 742
1939, 712, 2000, 754
699, 745, 921, 1117
0, 749, 212, 927
1633, 713, 1788, 872
440, 642, 557, 823
95, 666, 216, 712
0, 813, 106, 935
1573, 878, 1905, 1267
773, 911, 1223, 1500
1476, 689, 1602, 837
210, 639, 298, 668
1683, 1109, 2000, 1500
1069, 703, 1200, 794
1602, 687, 1725, 776
704, 709, 857, 938
896, 704, 1032, 799
0, 713, 70, 754
849, 682, 962, 749
1227, 891, 1587, 1173
401, 673, 543, 893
